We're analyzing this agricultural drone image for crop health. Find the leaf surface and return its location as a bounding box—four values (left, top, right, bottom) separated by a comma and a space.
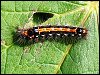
1, 1, 99, 74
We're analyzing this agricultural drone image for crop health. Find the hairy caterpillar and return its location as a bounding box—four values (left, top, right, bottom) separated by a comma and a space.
14, 25, 88, 45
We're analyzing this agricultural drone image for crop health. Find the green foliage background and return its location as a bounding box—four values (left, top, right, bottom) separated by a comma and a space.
1, 1, 99, 74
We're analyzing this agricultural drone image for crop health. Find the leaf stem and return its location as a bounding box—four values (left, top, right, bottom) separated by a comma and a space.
55, 44, 72, 74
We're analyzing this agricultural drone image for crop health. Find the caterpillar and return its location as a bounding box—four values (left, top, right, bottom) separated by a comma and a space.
14, 25, 88, 45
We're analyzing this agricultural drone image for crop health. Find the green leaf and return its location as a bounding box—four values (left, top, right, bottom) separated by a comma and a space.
1, 1, 99, 74
61, 11, 99, 74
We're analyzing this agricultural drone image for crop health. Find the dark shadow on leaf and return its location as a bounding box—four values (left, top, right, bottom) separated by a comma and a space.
33, 12, 54, 24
